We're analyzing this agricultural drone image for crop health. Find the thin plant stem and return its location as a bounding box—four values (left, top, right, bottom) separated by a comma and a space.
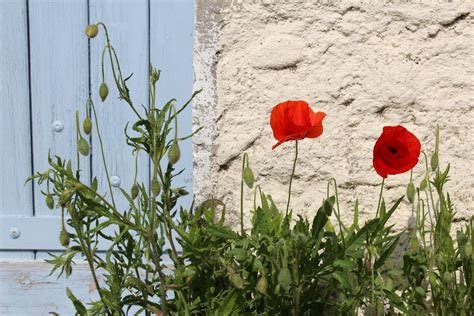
410, 169, 415, 216
375, 178, 385, 218
422, 151, 435, 225
240, 153, 248, 235
89, 99, 116, 209
329, 178, 346, 247
286, 141, 298, 216
68, 200, 107, 312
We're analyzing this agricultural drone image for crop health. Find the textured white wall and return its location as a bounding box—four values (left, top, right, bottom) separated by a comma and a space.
193, 0, 473, 232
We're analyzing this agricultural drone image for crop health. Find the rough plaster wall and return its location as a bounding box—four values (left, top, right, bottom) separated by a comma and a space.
193, 0, 474, 233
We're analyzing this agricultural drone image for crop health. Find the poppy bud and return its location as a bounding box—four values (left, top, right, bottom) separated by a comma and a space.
419, 178, 427, 191
229, 273, 244, 289
131, 183, 139, 200
151, 178, 161, 197
431, 153, 438, 171
77, 137, 90, 156
278, 267, 291, 289
406, 182, 415, 203
243, 167, 254, 188
85, 24, 99, 38
46, 194, 54, 210
99, 82, 109, 102
59, 229, 70, 247
83, 117, 92, 135
256, 276, 268, 294
233, 249, 246, 261
168, 143, 180, 165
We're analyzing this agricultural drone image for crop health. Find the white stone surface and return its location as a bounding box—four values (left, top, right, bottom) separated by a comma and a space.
194, 0, 474, 231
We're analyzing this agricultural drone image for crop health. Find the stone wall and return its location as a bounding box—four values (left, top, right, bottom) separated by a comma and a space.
193, 0, 473, 232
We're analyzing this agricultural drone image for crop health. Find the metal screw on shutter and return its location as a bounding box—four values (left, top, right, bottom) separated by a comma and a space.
52, 120, 64, 132
9, 227, 21, 239
110, 176, 121, 187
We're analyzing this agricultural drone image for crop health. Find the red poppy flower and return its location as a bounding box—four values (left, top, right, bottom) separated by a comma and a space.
270, 100, 326, 149
373, 125, 421, 178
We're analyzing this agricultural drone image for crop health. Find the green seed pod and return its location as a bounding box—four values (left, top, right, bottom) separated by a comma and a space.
151, 178, 161, 197
131, 183, 139, 200
277, 267, 291, 289
83, 117, 92, 135
77, 137, 90, 156
59, 230, 70, 247
419, 178, 427, 191
46, 194, 54, 210
406, 182, 415, 203
99, 82, 109, 102
168, 143, 180, 165
256, 276, 268, 294
431, 153, 439, 171
85, 24, 99, 38
243, 167, 254, 188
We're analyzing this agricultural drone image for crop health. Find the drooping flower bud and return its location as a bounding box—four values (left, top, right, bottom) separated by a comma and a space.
99, 82, 109, 102
46, 194, 54, 210
168, 143, 180, 165
131, 183, 139, 200
277, 267, 291, 289
227, 267, 244, 289
78, 137, 90, 156
406, 182, 415, 203
151, 178, 161, 197
419, 178, 427, 191
256, 276, 268, 294
85, 24, 99, 38
243, 167, 254, 188
59, 229, 70, 247
83, 117, 92, 135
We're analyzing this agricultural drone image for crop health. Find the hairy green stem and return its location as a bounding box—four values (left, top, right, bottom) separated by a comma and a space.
240, 153, 248, 235
375, 178, 385, 218
286, 141, 298, 216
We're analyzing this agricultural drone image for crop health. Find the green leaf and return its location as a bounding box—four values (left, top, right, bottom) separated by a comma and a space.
311, 207, 328, 240
215, 290, 239, 316
332, 271, 351, 289
323, 196, 335, 216
66, 288, 87, 315
374, 235, 400, 270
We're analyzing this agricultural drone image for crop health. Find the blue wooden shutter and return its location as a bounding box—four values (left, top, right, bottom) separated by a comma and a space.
1, 0, 195, 313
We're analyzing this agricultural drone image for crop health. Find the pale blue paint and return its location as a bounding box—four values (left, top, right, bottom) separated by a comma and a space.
0, 0, 195, 313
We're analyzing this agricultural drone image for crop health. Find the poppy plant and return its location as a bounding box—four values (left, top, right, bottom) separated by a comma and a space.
270, 100, 326, 150
373, 125, 421, 178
